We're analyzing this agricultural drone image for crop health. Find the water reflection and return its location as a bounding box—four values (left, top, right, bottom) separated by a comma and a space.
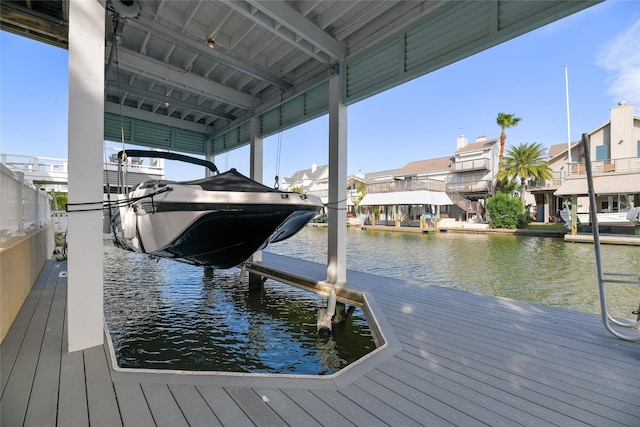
103, 242, 375, 374
268, 227, 640, 318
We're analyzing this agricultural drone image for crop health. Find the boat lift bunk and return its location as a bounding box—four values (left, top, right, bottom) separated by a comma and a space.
582, 133, 640, 341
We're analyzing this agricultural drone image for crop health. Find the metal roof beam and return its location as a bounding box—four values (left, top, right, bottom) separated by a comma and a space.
127, 17, 292, 90
112, 45, 261, 110
245, 0, 346, 60
106, 80, 236, 121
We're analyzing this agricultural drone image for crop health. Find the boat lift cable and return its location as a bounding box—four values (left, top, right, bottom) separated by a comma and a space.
274, 90, 285, 189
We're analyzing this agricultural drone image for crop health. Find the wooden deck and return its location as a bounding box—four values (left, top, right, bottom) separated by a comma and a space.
2, 254, 639, 426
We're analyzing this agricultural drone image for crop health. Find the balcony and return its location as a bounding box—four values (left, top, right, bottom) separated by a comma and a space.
445, 180, 491, 193
453, 158, 490, 173
366, 178, 446, 194
569, 157, 640, 175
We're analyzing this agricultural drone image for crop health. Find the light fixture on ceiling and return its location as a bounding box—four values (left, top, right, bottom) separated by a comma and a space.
206, 38, 215, 49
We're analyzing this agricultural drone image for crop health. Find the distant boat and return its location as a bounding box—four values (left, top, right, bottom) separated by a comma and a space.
106, 150, 323, 268
561, 207, 636, 228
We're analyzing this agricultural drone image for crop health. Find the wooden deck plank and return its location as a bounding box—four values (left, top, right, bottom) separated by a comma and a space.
384, 296, 640, 398
363, 368, 481, 426
349, 375, 461, 427
390, 316, 640, 417
395, 338, 629, 426
0, 260, 54, 395
281, 389, 356, 426
114, 382, 155, 427
225, 387, 287, 427
23, 269, 66, 426
315, 385, 433, 427
196, 386, 254, 427
253, 388, 322, 427
0, 262, 58, 427
141, 383, 189, 427
84, 344, 123, 427
169, 384, 223, 427
57, 279, 89, 427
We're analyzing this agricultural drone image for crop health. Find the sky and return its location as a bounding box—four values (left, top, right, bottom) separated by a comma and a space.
1, 1, 639, 182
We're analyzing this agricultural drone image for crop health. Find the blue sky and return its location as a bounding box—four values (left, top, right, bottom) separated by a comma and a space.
1, 1, 639, 182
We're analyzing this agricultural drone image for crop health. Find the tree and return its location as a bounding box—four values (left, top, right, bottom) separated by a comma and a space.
497, 142, 552, 206
496, 112, 522, 165
495, 177, 519, 197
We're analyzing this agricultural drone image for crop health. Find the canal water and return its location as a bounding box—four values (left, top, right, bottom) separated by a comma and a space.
104, 227, 640, 374
103, 242, 376, 375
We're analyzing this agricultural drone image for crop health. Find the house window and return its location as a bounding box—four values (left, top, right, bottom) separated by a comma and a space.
601, 201, 609, 212
595, 145, 608, 161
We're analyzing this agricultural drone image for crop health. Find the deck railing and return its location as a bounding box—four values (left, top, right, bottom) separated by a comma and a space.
366, 177, 446, 194
445, 180, 491, 193
569, 157, 640, 175
453, 158, 490, 173
0, 163, 51, 241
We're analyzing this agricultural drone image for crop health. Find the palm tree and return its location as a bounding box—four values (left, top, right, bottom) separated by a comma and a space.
496, 112, 522, 165
495, 177, 519, 197
497, 142, 552, 206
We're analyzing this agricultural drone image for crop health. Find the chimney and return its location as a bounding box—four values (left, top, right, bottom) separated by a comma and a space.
456, 134, 468, 150
475, 135, 487, 143
311, 163, 317, 173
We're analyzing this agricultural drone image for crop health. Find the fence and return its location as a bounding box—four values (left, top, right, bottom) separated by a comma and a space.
0, 163, 51, 241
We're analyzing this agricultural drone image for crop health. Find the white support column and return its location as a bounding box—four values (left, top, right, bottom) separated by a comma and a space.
327, 73, 347, 285
250, 116, 264, 263
205, 139, 213, 178
250, 117, 264, 183
66, 0, 105, 352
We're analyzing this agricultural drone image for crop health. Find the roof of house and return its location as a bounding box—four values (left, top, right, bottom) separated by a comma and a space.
395, 156, 452, 176
454, 138, 499, 155
548, 141, 580, 159
284, 164, 328, 183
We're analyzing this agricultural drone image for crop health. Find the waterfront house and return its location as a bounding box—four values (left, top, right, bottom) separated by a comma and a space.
532, 102, 640, 226
1, 147, 166, 194
359, 156, 454, 226
529, 141, 582, 223
280, 163, 329, 199
447, 135, 500, 220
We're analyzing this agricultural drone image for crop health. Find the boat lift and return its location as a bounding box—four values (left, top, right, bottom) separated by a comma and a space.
582, 133, 640, 341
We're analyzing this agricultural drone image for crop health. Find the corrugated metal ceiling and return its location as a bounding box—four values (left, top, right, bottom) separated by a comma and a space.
2, 0, 601, 156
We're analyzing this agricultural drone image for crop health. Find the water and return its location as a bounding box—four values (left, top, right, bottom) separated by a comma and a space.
104, 227, 640, 374
103, 242, 376, 375
268, 227, 640, 318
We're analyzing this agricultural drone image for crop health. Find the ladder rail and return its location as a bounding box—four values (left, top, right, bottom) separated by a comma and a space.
583, 133, 640, 341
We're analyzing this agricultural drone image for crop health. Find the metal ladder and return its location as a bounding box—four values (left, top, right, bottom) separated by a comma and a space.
582, 133, 640, 341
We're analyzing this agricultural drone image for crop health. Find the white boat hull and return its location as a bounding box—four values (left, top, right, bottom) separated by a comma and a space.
107, 169, 323, 268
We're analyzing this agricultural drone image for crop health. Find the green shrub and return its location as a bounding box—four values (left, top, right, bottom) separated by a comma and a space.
485, 193, 529, 229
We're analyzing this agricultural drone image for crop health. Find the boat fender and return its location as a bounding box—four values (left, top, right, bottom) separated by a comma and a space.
123, 209, 137, 240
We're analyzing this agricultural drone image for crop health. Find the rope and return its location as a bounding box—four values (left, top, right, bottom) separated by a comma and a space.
112, 16, 128, 189
66, 187, 173, 212
274, 90, 285, 189
324, 198, 349, 211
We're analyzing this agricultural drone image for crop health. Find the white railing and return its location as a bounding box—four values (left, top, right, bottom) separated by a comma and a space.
0, 163, 51, 241
569, 157, 640, 175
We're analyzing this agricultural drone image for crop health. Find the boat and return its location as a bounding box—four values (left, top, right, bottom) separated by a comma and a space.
560, 206, 637, 228
106, 150, 324, 268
